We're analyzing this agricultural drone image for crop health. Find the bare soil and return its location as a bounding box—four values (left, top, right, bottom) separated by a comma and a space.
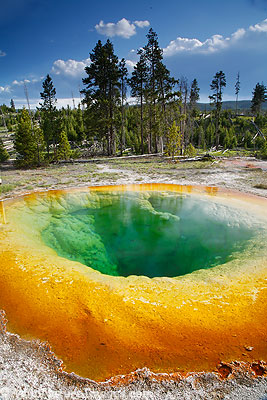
1, 156, 267, 200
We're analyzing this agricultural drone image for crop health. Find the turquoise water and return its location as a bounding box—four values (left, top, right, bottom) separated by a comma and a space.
41, 192, 256, 277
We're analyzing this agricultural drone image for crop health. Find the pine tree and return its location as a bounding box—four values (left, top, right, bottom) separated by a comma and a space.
209, 71, 226, 149
235, 72, 240, 115
33, 126, 45, 165
14, 108, 40, 167
39, 74, 57, 157
165, 121, 182, 159
75, 104, 85, 144
144, 28, 163, 153
186, 79, 200, 147
190, 79, 200, 107
179, 76, 189, 152
82, 40, 120, 155
118, 58, 128, 155
156, 63, 176, 153
196, 125, 205, 149
206, 121, 215, 147
57, 130, 71, 160
0, 139, 9, 162
184, 143, 197, 157
10, 99, 15, 111
142, 28, 176, 153
251, 82, 267, 115
64, 106, 77, 142
129, 50, 148, 154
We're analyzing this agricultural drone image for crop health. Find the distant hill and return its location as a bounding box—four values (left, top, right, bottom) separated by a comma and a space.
197, 100, 267, 112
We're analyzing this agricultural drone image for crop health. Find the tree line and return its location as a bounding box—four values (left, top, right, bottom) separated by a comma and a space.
1, 28, 267, 166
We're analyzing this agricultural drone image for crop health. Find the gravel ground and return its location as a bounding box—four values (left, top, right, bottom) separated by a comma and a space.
0, 156, 267, 399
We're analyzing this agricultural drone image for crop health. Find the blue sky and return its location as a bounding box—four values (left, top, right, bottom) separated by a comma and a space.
1, 0, 267, 108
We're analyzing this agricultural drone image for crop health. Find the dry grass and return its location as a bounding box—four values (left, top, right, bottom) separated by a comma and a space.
1, 156, 267, 199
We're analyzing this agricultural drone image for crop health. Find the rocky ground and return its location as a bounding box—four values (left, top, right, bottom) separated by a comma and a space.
0, 156, 267, 200
0, 155, 267, 399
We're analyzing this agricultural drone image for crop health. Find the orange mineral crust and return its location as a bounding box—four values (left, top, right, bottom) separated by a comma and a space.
0, 183, 266, 382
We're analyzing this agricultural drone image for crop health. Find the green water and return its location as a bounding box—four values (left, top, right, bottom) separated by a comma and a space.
41, 192, 257, 277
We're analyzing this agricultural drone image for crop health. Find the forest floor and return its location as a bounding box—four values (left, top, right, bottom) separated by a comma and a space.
0, 155, 267, 399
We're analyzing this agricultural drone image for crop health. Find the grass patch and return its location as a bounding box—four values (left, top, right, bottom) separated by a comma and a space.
91, 172, 121, 181
210, 149, 253, 158
0, 184, 16, 194
108, 159, 215, 175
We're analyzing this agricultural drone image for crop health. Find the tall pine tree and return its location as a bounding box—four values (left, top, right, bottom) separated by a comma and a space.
10, 99, 16, 111
144, 28, 163, 153
190, 79, 200, 107
129, 50, 148, 154
251, 82, 267, 115
209, 71, 226, 149
143, 28, 176, 153
235, 72, 240, 115
39, 74, 57, 157
75, 104, 85, 144
188, 79, 200, 147
82, 40, 120, 155
118, 58, 128, 155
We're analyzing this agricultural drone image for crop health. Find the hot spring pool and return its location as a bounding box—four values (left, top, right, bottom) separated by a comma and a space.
0, 183, 266, 381
41, 190, 259, 278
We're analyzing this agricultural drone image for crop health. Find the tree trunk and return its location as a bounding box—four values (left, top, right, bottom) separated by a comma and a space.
159, 136, 163, 153
140, 95, 144, 154
215, 111, 220, 150
148, 104, 152, 153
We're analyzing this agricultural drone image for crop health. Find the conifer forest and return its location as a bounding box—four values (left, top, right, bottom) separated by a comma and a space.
1, 29, 267, 167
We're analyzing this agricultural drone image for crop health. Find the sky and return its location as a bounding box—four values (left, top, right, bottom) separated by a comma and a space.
0, 0, 267, 108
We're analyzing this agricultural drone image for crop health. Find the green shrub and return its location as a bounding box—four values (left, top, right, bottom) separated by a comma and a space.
0, 139, 9, 162
0, 184, 15, 194
259, 142, 267, 160
184, 143, 197, 157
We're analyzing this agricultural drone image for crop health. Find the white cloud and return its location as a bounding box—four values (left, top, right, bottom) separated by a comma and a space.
134, 20, 150, 28
163, 33, 233, 56
13, 98, 81, 110
0, 85, 11, 93
0, 50, 6, 57
56, 98, 81, 108
51, 55, 135, 77
204, 34, 230, 52
164, 18, 267, 57
12, 79, 30, 86
52, 58, 90, 77
125, 59, 136, 71
163, 38, 203, 56
127, 96, 138, 105
12, 77, 43, 86
95, 18, 136, 38
12, 80, 23, 86
95, 18, 150, 39
249, 18, 267, 32
32, 77, 43, 83
231, 28, 246, 41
